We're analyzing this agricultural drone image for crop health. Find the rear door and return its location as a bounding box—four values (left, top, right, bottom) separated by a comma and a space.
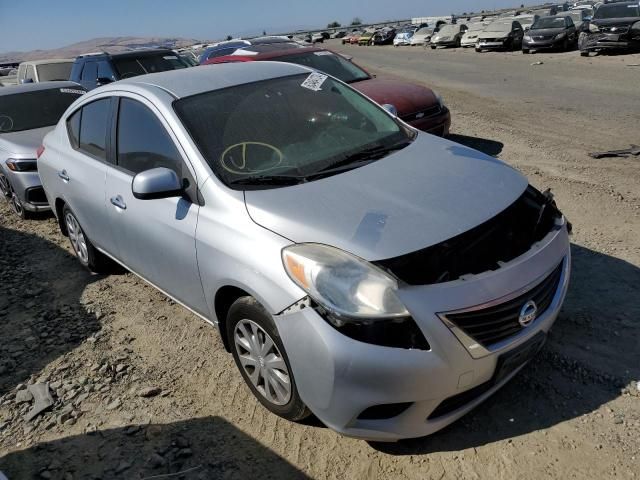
105, 95, 207, 314
58, 97, 114, 253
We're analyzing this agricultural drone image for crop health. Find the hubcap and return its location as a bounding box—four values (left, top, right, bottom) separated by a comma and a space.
0, 174, 11, 198
65, 212, 89, 264
10, 193, 23, 217
234, 319, 291, 406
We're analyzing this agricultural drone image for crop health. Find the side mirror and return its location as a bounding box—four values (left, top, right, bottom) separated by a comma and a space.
96, 77, 113, 86
132, 167, 183, 200
382, 104, 398, 117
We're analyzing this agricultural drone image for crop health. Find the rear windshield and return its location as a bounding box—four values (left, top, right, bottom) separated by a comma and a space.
533, 17, 567, 29
0, 87, 84, 133
594, 4, 640, 19
37, 62, 73, 81
112, 54, 188, 79
275, 51, 370, 84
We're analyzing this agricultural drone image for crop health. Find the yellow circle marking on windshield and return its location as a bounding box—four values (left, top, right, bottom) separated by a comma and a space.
220, 142, 284, 174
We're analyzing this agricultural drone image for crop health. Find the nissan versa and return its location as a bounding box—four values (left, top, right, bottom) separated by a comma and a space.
38, 63, 571, 441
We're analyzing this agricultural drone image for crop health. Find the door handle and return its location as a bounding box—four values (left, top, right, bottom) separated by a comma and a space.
110, 195, 126, 210
57, 170, 69, 182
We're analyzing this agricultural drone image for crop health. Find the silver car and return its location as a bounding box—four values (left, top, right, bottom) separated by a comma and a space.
38, 63, 571, 441
0, 82, 85, 218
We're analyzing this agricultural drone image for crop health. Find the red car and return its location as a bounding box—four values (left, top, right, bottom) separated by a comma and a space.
202, 45, 451, 136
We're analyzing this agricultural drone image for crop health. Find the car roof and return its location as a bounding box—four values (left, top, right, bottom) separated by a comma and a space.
75, 49, 177, 61
114, 61, 311, 99
20, 59, 73, 65
0, 81, 83, 96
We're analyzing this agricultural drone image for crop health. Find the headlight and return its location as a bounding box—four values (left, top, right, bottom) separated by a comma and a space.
524, 35, 532, 41
555, 32, 567, 40
589, 23, 600, 33
6, 158, 37, 172
282, 243, 408, 320
632, 21, 640, 32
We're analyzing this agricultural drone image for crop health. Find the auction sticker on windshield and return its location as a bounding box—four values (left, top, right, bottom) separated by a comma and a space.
60, 88, 85, 95
301, 72, 328, 91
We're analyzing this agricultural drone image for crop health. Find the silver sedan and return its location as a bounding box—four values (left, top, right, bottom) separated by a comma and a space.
38, 62, 571, 441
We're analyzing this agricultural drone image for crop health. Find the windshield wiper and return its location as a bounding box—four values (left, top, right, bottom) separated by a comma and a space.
308, 142, 411, 179
228, 174, 307, 187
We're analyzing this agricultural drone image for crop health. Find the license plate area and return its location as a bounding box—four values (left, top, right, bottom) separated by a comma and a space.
494, 331, 546, 384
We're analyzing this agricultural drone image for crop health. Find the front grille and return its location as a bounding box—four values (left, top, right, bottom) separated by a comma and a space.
401, 105, 442, 122
443, 262, 563, 347
600, 25, 630, 34
25, 187, 48, 204
534, 35, 552, 41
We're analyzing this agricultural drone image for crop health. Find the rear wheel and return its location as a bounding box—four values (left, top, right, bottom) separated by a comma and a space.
227, 296, 310, 421
62, 205, 113, 273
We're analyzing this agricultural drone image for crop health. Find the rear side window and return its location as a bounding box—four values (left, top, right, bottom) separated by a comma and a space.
116, 98, 182, 175
78, 99, 110, 160
67, 110, 81, 148
81, 62, 97, 82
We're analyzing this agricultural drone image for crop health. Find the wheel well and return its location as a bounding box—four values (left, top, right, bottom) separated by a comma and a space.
215, 286, 251, 352
55, 198, 68, 236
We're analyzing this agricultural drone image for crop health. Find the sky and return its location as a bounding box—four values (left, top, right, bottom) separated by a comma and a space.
1, 0, 530, 53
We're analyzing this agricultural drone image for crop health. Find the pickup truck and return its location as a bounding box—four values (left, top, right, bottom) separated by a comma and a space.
16, 59, 73, 84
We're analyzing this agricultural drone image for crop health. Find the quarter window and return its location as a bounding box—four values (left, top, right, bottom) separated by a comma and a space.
78, 99, 110, 160
116, 98, 183, 175
67, 110, 81, 149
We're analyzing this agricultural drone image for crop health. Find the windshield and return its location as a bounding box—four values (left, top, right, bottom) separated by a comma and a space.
415, 27, 433, 35
113, 54, 188, 79
174, 74, 410, 189
566, 12, 584, 22
486, 21, 513, 32
0, 87, 84, 133
275, 51, 370, 84
37, 62, 73, 81
467, 23, 486, 32
532, 17, 566, 29
594, 4, 640, 19
438, 25, 458, 35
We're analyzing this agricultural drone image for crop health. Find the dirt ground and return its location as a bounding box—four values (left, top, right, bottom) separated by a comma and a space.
1, 42, 639, 480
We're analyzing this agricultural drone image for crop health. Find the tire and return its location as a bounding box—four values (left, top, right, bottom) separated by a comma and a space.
0, 174, 32, 219
62, 204, 113, 273
227, 296, 310, 422
580, 50, 589, 57
522, 49, 530, 54
430, 45, 436, 50
475, 47, 482, 52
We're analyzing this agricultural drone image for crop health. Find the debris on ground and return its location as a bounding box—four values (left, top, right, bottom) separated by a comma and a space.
589, 145, 640, 159
24, 384, 54, 422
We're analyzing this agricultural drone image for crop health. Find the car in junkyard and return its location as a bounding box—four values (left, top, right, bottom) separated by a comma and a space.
38, 62, 571, 441
358, 30, 377, 45
203, 45, 451, 136
393, 27, 417, 46
523, 16, 578, 53
0, 81, 85, 218
16, 59, 74, 84
70, 49, 190, 90
409, 27, 435, 46
461, 22, 489, 47
342, 31, 362, 45
580, 1, 640, 56
372, 28, 397, 45
476, 19, 525, 51
430, 24, 468, 48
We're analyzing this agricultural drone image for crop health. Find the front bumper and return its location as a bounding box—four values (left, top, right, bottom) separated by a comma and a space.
405, 107, 451, 137
1, 168, 50, 212
275, 220, 570, 441
461, 38, 478, 47
432, 40, 458, 47
523, 38, 565, 50
477, 40, 508, 50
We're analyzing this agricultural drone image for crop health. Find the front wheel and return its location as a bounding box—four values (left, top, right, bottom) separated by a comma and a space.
522, 49, 530, 54
580, 50, 589, 57
227, 297, 310, 421
475, 47, 482, 52
430, 45, 436, 50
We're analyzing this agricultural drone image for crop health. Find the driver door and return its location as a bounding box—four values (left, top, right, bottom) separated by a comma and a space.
105, 95, 208, 315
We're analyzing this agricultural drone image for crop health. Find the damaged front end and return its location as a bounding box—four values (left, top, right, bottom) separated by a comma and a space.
580, 21, 640, 53
374, 185, 569, 286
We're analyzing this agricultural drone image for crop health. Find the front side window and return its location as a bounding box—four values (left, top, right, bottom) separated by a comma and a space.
0, 88, 84, 133
116, 98, 183, 175
78, 99, 110, 160
97, 61, 115, 81
175, 74, 411, 189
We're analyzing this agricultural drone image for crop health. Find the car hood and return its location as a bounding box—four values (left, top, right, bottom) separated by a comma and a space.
412, 32, 433, 40
528, 27, 565, 35
592, 17, 639, 26
478, 31, 510, 39
0, 126, 53, 156
350, 77, 438, 118
244, 135, 528, 261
